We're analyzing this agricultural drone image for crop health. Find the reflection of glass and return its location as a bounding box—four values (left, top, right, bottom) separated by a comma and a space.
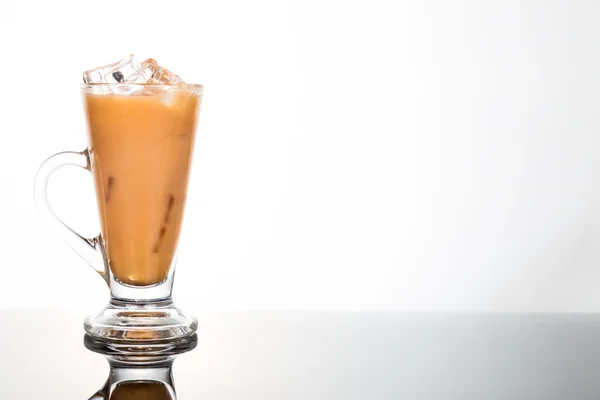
34, 83, 203, 341
85, 333, 198, 400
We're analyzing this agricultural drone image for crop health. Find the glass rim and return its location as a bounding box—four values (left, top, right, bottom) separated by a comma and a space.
81, 83, 204, 91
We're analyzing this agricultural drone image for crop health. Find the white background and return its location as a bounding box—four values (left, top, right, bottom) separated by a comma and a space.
0, 0, 599, 312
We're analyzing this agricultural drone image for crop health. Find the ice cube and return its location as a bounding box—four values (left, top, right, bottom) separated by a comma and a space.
142, 58, 185, 85
82, 54, 148, 84
161, 87, 196, 109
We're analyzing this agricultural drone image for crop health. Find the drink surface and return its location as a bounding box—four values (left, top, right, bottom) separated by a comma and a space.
84, 89, 199, 286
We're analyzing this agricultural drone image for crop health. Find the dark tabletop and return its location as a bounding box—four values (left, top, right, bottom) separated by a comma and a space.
1, 310, 600, 399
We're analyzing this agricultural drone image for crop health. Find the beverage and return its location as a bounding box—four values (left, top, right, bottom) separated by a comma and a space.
84, 90, 200, 286
35, 54, 203, 340
111, 381, 173, 400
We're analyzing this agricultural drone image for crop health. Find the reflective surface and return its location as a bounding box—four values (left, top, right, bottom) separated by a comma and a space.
84, 333, 196, 399
2, 310, 600, 399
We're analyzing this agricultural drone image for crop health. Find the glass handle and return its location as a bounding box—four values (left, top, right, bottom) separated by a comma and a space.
33, 149, 108, 284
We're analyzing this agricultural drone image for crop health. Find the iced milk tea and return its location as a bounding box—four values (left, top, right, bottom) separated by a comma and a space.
84, 87, 200, 286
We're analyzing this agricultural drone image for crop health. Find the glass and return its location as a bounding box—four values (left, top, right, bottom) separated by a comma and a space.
85, 333, 198, 399
34, 83, 203, 341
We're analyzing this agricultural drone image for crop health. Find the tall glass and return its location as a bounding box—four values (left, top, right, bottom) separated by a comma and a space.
34, 83, 203, 341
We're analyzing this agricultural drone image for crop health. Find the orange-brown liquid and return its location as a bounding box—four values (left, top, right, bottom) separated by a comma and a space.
111, 381, 173, 400
84, 89, 199, 286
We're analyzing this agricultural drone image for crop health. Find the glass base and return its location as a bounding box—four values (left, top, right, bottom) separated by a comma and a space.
84, 298, 197, 341
84, 333, 198, 366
